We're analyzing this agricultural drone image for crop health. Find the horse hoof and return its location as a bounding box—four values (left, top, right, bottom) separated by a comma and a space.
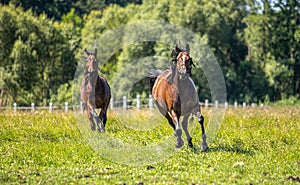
91, 125, 96, 131
200, 143, 208, 152
188, 138, 193, 148
97, 127, 105, 133
175, 139, 184, 148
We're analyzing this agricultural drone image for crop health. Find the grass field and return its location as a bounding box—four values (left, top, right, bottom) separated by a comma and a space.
0, 107, 299, 184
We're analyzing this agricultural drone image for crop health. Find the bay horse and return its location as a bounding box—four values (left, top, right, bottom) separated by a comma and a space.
80, 48, 111, 132
149, 51, 208, 151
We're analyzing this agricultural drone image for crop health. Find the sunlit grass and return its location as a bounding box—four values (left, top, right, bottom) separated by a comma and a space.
0, 107, 299, 184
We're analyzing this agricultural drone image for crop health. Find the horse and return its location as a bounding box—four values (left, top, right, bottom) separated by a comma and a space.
80, 48, 111, 132
149, 51, 208, 151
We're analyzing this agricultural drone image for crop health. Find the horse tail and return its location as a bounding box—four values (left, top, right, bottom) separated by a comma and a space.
146, 69, 162, 78
146, 69, 163, 91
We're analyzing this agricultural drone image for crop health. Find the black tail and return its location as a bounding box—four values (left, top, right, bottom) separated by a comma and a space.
150, 77, 157, 91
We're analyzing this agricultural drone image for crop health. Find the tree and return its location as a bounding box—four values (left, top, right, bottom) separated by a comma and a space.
0, 5, 77, 106
270, 0, 300, 98
244, 0, 300, 101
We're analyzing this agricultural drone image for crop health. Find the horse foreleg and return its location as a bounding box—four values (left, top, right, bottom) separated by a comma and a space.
86, 109, 95, 131
171, 110, 184, 148
196, 112, 208, 151
90, 109, 104, 133
165, 113, 175, 130
182, 115, 193, 148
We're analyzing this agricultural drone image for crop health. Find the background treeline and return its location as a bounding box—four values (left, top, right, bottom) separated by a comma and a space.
0, 0, 299, 106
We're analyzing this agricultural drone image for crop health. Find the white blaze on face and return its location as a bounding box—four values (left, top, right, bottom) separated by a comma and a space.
181, 53, 188, 70
182, 54, 186, 64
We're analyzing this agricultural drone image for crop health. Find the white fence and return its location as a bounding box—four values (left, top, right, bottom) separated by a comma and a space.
0, 94, 264, 114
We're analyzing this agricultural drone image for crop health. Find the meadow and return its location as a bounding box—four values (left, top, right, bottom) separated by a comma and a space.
0, 107, 299, 184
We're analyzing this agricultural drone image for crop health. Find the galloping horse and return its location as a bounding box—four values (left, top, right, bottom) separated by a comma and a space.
80, 48, 111, 132
150, 51, 208, 151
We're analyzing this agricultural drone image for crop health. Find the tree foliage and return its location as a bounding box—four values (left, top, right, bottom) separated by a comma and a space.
0, 5, 76, 106
0, 0, 299, 106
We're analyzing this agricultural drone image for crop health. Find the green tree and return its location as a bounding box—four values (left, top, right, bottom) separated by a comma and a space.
245, 0, 300, 101
270, 0, 300, 98
0, 5, 76, 106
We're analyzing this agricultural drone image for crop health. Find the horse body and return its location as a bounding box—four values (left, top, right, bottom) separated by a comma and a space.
151, 51, 208, 151
80, 48, 111, 132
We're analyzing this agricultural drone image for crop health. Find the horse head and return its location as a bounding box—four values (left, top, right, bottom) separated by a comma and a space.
176, 51, 190, 79
84, 48, 98, 73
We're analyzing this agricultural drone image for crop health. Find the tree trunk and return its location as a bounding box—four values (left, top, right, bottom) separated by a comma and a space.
0, 89, 4, 107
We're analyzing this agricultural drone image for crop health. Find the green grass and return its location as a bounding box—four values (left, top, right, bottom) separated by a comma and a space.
0, 107, 299, 184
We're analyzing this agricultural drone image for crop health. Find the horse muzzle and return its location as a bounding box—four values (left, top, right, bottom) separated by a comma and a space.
178, 65, 187, 75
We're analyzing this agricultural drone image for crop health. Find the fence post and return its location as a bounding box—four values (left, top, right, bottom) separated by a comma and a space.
123, 96, 127, 110
205, 99, 208, 107
65, 102, 68, 112
49, 102, 53, 113
110, 98, 114, 110
243, 102, 246, 108
234, 101, 238, 108
13, 103, 17, 115
260, 103, 264, 108
149, 94, 153, 110
225, 102, 228, 108
136, 94, 140, 109
31, 103, 35, 112
215, 100, 219, 108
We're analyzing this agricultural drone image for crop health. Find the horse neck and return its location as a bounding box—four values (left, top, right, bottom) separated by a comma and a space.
85, 71, 98, 88
171, 64, 180, 87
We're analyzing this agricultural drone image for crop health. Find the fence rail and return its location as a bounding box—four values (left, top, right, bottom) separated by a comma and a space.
0, 94, 264, 114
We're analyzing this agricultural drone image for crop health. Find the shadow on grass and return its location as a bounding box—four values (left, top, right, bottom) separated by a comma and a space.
190, 144, 255, 156
207, 145, 254, 155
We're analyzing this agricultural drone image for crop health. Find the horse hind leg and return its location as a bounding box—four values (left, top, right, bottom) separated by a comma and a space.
196, 112, 208, 151
182, 115, 193, 148
99, 109, 107, 129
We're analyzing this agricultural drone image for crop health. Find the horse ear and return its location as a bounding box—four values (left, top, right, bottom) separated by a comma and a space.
94, 48, 97, 57
84, 48, 89, 55
174, 41, 181, 53
178, 40, 182, 49
185, 43, 190, 54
